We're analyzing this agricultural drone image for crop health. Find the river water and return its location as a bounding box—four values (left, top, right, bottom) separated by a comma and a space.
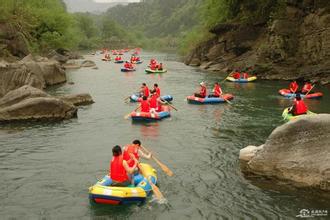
0, 52, 329, 219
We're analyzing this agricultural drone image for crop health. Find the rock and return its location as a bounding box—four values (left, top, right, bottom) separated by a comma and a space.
0, 85, 48, 108
239, 145, 264, 162
0, 97, 77, 122
92, 66, 99, 70
59, 93, 94, 106
37, 60, 66, 85
62, 60, 81, 69
241, 114, 330, 190
81, 60, 96, 68
0, 63, 45, 97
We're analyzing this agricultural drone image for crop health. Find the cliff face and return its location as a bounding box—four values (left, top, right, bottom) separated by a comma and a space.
185, 1, 330, 84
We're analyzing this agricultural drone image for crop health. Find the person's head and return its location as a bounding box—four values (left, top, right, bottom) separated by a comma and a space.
154, 83, 158, 88
160, 63, 162, 65
200, 82, 205, 87
296, 93, 301, 100
142, 96, 147, 100
125, 61, 129, 63
215, 82, 219, 85
112, 145, 122, 156
133, 139, 141, 146
142, 83, 146, 87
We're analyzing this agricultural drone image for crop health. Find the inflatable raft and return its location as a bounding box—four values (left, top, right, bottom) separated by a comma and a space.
130, 93, 173, 102
145, 69, 167, 74
278, 89, 323, 99
282, 108, 315, 121
121, 68, 136, 72
114, 60, 124, 64
226, 76, 257, 83
130, 106, 171, 121
102, 58, 111, 62
89, 163, 157, 205
186, 94, 234, 104
131, 60, 143, 64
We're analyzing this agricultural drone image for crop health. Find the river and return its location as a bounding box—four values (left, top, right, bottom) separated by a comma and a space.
0, 52, 329, 219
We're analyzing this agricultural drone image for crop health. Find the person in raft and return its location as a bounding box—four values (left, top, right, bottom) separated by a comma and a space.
194, 82, 207, 98
123, 140, 152, 170
110, 145, 138, 187
140, 83, 150, 98
241, 72, 249, 79
208, 82, 222, 97
115, 56, 122, 61
149, 90, 166, 113
289, 80, 299, 93
140, 96, 150, 113
157, 63, 163, 70
124, 61, 131, 69
288, 93, 308, 116
231, 70, 241, 79
301, 81, 313, 94
153, 83, 161, 98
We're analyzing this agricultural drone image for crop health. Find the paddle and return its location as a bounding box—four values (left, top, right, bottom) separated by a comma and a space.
124, 106, 140, 119
304, 84, 315, 96
222, 95, 232, 104
162, 100, 178, 111
220, 72, 232, 83
137, 163, 165, 201
140, 145, 174, 177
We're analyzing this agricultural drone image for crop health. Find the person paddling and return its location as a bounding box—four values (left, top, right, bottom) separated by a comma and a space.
289, 80, 299, 94
232, 70, 240, 79
123, 140, 151, 169
153, 83, 161, 98
140, 96, 150, 113
194, 82, 207, 98
209, 82, 222, 97
157, 63, 163, 70
301, 81, 313, 94
288, 93, 308, 116
149, 90, 166, 113
124, 61, 131, 69
109, 145, 138, 187
140, 83, 150, 98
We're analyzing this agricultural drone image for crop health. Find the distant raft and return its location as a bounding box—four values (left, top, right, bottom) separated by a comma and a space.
131, 61, 143, 64
89, 163, 157, 205
114, 60, 124, 63
186, 94, 234, 104
226, 76, 257, 83
121, 68, 136, 72
101, 58, 111, 62
145, 69, 167, 74
278, 89, 323, 99
282, 107, 316, 121
130, 105, 171, 121
130, 93, 173, 102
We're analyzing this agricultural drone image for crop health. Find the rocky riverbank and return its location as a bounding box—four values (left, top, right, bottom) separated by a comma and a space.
0, 53, 94, 122
240, 114, 330, 191
185, 1, 330, 85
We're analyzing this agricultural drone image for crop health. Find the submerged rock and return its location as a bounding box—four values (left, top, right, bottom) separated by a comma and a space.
240, 114, 330, 191
81, 60, 96, 68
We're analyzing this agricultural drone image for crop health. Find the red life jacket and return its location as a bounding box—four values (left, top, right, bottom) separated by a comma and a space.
149, 95, 158, 108
233, 72, 240, 79
155, 87, 160, 97
214, 85, 222, 96
294, 100, 308, 115
289, 82, 298, 93
110, 155, 129, 182
242, 72, 248, 79
124, 63, 130, 68
200, 86, 207, 97
150, 64, 156, 70
302, 83, 312, 93
123, 144, 139, 167
144, 87, 150, 97
141, 100, 150, 112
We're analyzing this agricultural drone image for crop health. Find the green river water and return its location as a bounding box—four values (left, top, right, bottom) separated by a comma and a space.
0, 52, 329, 219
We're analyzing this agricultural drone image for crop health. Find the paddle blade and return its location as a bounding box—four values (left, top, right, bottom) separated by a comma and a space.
159, 163, 174, 177
149, 180, 165, 201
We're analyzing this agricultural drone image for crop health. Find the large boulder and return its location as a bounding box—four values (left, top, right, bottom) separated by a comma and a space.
0, 85, 48, 108
0, 97, 77, 122
59, 93, 94, 106
240, 114, 330, 191
0, 63, 45, 97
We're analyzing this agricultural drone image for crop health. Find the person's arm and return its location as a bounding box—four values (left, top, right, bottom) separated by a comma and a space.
138, 149, 152, 159
123, 158, 137, 174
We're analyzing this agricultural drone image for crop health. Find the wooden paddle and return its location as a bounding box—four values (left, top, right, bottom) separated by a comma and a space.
304, 84, 315, 96
162, 100, 178, 111
221, 95, 232, 104
137, 163, 165, 201
140, 145, 174, 177
124, 106, 140, 119
220, 72, 232, 83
